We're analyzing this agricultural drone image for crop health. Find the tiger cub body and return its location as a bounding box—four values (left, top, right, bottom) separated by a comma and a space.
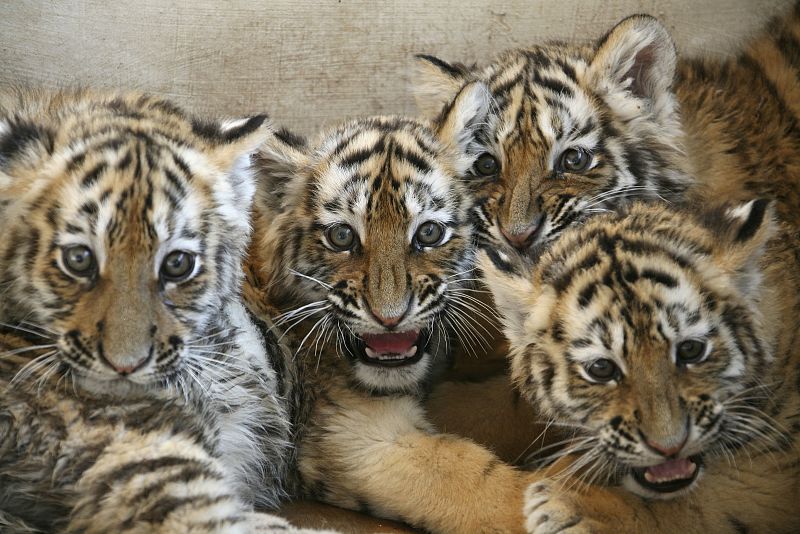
246, 86, 545, 533
0, 90, 306, 533
480, 200, 800, 533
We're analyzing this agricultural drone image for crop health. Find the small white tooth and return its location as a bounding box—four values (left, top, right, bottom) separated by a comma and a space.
365, 347, 378, 359
402, 346, 418, 357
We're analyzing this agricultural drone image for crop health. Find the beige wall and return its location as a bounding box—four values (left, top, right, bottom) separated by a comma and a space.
0, 0, 792, 135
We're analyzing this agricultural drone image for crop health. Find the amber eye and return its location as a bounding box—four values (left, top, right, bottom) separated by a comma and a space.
558, 147, 593, 173
326, 223, 356, 251
585, 358, 619, 383
473, 153, 500, 176
676, 339, 707, 365
161, 251, 196, 282
62, 245, 96, 277
414, 221, 446, 247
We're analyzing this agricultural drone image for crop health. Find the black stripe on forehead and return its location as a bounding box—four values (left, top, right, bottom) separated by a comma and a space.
391, 142, 432, 175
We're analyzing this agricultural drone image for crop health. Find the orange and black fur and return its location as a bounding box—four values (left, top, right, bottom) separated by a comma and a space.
245, 87, 554, 533
481, 200, 800, 533
0, 89, 317, 533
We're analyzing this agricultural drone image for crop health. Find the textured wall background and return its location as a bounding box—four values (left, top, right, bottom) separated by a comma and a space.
0, 0, 792, 135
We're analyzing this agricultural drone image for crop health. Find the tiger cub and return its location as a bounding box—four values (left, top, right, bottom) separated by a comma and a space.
0, 89, 311, 533
480, 200, 800, 532
245, 83, 543, 533
414, 3, 800, 250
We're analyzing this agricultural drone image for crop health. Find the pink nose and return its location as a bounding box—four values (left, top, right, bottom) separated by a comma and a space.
104, 355, 149, 376
372, 311, 403, 328
646, 435, 687, 457
500, 224, 538, 249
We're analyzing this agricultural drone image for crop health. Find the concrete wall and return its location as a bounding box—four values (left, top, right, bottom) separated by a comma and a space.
0, 0, 792, 135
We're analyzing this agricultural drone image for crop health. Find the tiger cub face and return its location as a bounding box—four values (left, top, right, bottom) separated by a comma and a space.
0, 89, 269, 395
481, 200, 778, 499
414, 16, 691, 254
251, 84, 490, 393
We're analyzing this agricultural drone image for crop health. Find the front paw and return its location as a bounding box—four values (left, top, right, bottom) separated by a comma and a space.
523, 480, 604, 534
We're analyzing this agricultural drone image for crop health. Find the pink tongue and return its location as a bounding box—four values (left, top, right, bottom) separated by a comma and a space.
362, 331, 419, 353
645, 458, 696, 482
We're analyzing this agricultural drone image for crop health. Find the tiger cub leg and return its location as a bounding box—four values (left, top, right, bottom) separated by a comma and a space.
300, 389, 544, 534
65, 429, 320, 534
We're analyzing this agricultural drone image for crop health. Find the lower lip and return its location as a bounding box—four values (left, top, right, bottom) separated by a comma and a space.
355, 335, 427, 368
631, 456, 703, 494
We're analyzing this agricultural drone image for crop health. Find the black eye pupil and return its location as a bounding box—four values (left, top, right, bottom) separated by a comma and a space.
587, 358, 618, 382
561, 147, 591, 172
474, 154, 499, 176
416, 221, 444, 246
677, 340, 706, 363
162, 251, 195, 281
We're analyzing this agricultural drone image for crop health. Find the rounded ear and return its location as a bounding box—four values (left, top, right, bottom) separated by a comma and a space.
252, 127, 310, 214
191, 114, 273, 209
478, 247, 539, 349
435, 81, 492, 175
0, 117, 54, 186
586, 15, 677, 120
412, 54, 475, 119
707, 199, 775, 297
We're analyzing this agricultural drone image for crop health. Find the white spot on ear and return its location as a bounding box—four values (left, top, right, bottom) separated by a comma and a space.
220, 117, 250, 132
725, 200, 757, 221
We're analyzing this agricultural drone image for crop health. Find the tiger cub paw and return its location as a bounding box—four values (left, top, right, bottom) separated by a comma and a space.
523, 480, 603, 534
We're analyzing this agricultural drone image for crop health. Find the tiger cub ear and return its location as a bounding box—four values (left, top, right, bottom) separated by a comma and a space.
708, 199, 775, 297
587, 15, 677, 122
435, 81, 492, 175
252, 127, 310, 213
477, 247, 541, 349
191, 114, 273, 208
412, 54, 475, 119
0, 117, 54, 191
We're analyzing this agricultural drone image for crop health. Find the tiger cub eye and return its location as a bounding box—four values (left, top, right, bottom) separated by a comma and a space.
62, 245, 96, 277
415, 221, 445, 247
559, 147, 593, 173
473, 153, 500, 176
161, 251, 196, 282
326, 223, 356, 251
586, 358, 619, 382
676, 339, 707, 365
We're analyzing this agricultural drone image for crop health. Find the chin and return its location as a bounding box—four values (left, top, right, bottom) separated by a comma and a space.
73, 369, 163, 398
352, 351, 434, 393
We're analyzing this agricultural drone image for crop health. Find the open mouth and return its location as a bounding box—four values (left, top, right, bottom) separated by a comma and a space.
631, 456, 703, 494
348, 330, 428, 368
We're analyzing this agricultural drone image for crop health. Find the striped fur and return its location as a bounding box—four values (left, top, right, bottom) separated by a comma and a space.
245, 104, 549, 533
481, 201, 800, 533
0, 90, 306, 533
414, 16, 689, 254
414, 2, 800, 252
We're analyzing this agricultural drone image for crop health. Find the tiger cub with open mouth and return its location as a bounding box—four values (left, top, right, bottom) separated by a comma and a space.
246, 83, 544, 533
480, 200, 800, 533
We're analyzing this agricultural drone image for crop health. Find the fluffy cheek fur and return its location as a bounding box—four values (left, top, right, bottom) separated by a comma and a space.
8, 196, 242, 385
